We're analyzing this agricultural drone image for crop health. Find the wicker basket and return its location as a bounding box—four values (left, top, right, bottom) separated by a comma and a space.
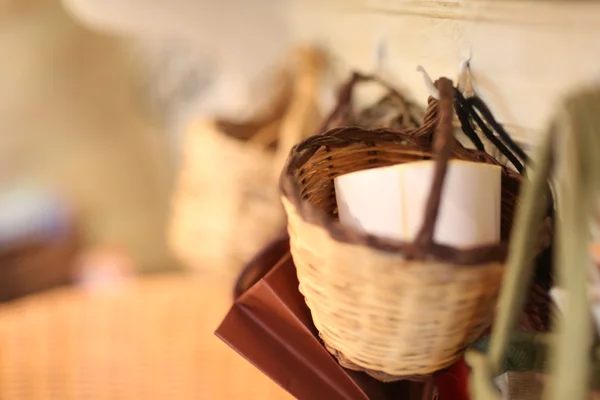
280, 78, 546, 381
0, 274, 290, 400
168, 48, 324, 276
0, 233, 78, 302
0, 197, 79, 302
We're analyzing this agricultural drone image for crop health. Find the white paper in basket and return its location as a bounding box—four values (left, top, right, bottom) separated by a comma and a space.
334, 159, 502, 249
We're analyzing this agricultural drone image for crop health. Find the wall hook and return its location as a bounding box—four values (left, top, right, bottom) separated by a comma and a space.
416, 65, 440, 100
457, 57, 475, 98
373, 38, 388, 74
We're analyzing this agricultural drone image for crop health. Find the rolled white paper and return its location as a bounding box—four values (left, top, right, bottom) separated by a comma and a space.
334, 159, 502, 248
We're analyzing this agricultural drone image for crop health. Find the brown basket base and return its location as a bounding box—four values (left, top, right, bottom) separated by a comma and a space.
323, 340, 441, 383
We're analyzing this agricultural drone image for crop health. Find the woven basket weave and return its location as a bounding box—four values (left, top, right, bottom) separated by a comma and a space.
280, 78, 547, 381
0, 275, 290, 400
168, 48, 324, 276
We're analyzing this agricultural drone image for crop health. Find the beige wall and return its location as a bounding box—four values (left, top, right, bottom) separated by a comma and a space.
0, 0, 177, 272
66, 0, 600, 148
288, 0, 600, 146
42, 0, 600, 270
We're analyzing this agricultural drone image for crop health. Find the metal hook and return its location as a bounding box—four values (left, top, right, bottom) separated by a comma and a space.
373, 37, 388, 74
457, 51, 474, 98
416, 65, 440, 100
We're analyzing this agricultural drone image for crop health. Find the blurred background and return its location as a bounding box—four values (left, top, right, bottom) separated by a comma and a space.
1, 0, 600, 398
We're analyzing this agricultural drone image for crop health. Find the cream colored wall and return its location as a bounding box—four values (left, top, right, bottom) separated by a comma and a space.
288, 0, 600, 147
63, 0, 293, 123
66, 0, 600, 148
0, 0, 178, 272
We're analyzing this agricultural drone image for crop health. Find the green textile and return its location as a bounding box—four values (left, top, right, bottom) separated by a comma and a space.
472, 332, 600, 391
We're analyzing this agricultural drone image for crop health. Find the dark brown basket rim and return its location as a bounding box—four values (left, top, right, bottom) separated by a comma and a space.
280, 126, 519, 266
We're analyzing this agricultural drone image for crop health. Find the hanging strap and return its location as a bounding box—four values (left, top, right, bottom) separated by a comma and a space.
454, 62, 528, 169
466, 96, 529, 163
467, 88, 600, 400
455, 91, 526, 173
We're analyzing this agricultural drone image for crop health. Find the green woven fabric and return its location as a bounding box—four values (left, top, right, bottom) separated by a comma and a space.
471, 333, 548, 374
472, 333, 600, 391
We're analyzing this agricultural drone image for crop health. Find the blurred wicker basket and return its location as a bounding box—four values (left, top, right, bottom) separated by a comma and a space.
0, 233, 78, 302
168, 48, 324, 276
280, 78, 551, 381
0, 190, 79, 302
0, 275, 290, 400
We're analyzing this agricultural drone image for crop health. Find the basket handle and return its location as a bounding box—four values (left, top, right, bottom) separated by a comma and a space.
467, 90, 600, 400
320, 72, 527, 176
413, 78, 457, 248
317, 72, 411, 133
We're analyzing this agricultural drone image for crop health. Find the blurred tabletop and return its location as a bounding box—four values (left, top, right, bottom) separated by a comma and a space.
0, 273, 291, 399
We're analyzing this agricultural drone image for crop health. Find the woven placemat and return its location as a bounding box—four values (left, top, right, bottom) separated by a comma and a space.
0, 274, 290, 400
